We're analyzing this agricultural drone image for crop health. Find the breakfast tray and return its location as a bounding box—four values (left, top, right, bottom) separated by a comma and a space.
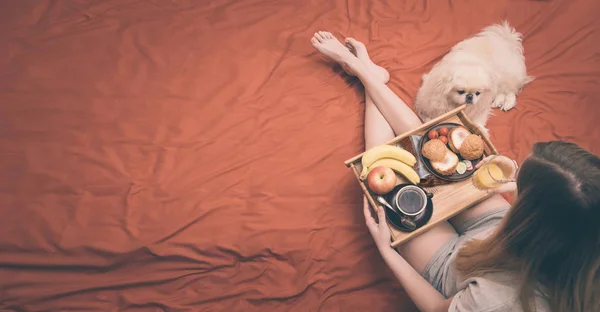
344, 105, 499, 247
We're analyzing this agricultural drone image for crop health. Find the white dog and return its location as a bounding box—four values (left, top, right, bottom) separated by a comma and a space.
415, 21, 533, 133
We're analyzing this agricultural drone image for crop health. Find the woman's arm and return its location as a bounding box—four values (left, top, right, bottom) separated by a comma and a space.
363, 199, 453, 312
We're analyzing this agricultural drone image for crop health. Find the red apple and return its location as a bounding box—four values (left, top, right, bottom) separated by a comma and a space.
367, 166, 397, 195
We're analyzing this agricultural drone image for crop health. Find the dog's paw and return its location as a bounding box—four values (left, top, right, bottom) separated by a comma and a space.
501, 93, 517, 111
492, 93, 506, 109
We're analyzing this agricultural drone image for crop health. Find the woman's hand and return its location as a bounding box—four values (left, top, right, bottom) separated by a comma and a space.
363, 197, 392, 251
476, 155, 518, 194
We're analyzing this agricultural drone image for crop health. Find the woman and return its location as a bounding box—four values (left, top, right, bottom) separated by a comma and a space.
311, 31, 600, 312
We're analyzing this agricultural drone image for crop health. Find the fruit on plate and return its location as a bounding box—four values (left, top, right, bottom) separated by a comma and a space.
448, 126, 471, 153
464, 160, 474, 171
361, 158, 420, 184
456, 162, 467, 174
427, 129, 439, 140
366, 166, 397, 195
438, 135, 448, 145
459, 134, 485, 160
431, 151, 460, 175
421, 139, 447, 162
439, 127, 449, 136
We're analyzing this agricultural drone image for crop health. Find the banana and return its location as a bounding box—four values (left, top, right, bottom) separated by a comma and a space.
361, 144, 416, 169
360, 158, 420, 184
360, 145, 417, 179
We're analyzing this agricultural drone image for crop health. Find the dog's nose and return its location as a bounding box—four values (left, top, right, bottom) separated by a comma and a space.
465, 93, 474, 103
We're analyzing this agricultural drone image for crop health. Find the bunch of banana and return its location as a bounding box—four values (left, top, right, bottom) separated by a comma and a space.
359, 144, 420, 184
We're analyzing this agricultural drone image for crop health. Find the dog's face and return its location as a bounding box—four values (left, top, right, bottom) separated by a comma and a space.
445, 65, 493, 107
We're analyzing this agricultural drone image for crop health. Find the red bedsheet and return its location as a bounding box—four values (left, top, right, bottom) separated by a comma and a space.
1, 0, 599, 311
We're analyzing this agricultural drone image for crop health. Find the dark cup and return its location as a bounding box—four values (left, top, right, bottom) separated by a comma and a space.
382, 184, 434, 232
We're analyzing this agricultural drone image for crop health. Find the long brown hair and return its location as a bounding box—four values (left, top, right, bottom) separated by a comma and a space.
455, 141, 600, 312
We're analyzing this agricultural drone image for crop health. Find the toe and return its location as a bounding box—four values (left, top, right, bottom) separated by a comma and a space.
318, 31, 327, 41
311, 37, 319, 46
314, 32, 323, 43
326, 32, 334, 39
345, 37, 363, 48
345, 42, 355, 52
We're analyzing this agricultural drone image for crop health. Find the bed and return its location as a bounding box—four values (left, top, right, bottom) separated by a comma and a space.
1, 0, 598, 311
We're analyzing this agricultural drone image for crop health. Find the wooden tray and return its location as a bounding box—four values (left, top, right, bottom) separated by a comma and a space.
344, 105, 499, 248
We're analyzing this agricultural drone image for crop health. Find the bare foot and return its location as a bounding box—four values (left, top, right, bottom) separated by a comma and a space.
345, 38, 390, 84
311, 31, 364, 77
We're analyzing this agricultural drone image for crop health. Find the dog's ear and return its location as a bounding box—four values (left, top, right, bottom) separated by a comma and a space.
431, 71, 454, 96
416, 65, 455, 112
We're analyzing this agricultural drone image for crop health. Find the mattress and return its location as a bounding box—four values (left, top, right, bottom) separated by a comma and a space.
1, 0, 598, 311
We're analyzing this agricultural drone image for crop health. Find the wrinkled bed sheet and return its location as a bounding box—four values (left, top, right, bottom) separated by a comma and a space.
1, 0, 599, 311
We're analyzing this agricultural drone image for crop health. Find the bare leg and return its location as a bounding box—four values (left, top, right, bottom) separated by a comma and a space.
312, 32, 457, 274
448, 194, 509, 232
344, 39, 396, 148
345, 38, 422, 135
313, 32, 395, 148
365, 95, 395, 147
